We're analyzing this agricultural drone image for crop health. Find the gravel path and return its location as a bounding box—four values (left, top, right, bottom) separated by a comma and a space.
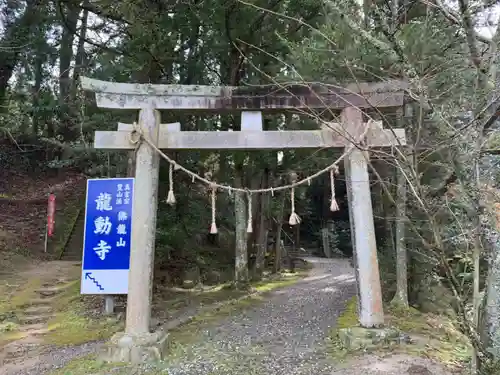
165, 257, 356, 375
2, 257, 356, 375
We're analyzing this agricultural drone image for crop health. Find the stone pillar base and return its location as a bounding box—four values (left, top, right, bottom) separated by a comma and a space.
100, 330, 169, 364
337, 327, 411, 351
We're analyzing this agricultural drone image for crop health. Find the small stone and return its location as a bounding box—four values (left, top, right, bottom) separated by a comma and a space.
117, 335, 134, 348
182, 280, 196, 289
408, 364, 433, 375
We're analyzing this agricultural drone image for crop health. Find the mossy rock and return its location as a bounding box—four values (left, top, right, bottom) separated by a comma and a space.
337, 326, 411, 351
181, 280, 197, 289
182, 267, 200, 289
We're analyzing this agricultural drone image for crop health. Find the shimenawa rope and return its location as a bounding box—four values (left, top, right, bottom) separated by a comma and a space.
166, 163, 176, 205
210, 185, 217, 234
129, 120, 373, 227
129, 121, 372, 195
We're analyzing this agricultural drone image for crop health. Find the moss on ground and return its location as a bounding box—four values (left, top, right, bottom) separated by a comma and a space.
45, 281, 123, 346
0, 320, 19, 332
48, 355, 175, 375
328, 297, 471, 368
0, 277, 44, 343
385, 303, 471, 366
0, 274, 122, 348
335, 296, 358, 329
253, 272, 304, 292
0, 275, 121, 348
327, 296, 358, 362
0, 277, 43, 316
46, 309, 122, 346
0, 330, 26, 346
48, 356, 135, 375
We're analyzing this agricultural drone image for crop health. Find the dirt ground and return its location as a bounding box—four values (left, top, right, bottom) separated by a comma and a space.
331, 354, 458, 375
0, 165, 85, 274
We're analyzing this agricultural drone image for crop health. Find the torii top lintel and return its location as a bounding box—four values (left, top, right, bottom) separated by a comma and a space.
80, 77, 407, 111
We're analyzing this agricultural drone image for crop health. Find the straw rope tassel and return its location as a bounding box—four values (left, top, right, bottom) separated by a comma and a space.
330, 168, 339, 212
288, 187, 301, 225
166, 163, 176, 205
247, 192, 253, 233
210, 186, 218, 234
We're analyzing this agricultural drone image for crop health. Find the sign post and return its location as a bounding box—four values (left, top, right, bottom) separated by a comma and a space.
44, 193, 56, 253
81, 178, 134, 295
47, 193, 56, 237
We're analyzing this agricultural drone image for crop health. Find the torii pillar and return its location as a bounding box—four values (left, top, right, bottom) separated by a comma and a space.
343, 107, 384, 327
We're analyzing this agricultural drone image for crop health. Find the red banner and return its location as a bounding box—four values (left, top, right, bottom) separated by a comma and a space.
47, 193, 56, 237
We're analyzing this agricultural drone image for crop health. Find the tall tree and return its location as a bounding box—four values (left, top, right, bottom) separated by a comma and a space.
0, 0, 44, 108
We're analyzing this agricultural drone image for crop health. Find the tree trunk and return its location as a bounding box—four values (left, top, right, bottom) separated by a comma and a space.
321, 178, 331, 257
254, 168, 270, 279
58, 1, 79, 141
273, 192, 286, 274
321, 227, 330, 258
480, 234, 500, 365
479, 29, 500, 371
71, 1, 89, 100
0, 0, 43, 108
31, 53, 43, 136
234, 166, 249, 287
363, 0, 371, 29
383, 169, 396, 254
289, 224, 300, 273
392, 164, 409, 307
389, 106, 409, 308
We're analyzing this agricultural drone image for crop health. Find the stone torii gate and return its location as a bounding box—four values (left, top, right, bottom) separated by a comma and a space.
81, 77, 407, 362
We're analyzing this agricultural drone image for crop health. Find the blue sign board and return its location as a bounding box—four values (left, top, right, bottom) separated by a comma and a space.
81, 178, 134, 295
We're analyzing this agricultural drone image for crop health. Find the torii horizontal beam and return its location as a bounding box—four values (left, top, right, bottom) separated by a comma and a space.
81, 77, 406, 111
97, 116, 406, 151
